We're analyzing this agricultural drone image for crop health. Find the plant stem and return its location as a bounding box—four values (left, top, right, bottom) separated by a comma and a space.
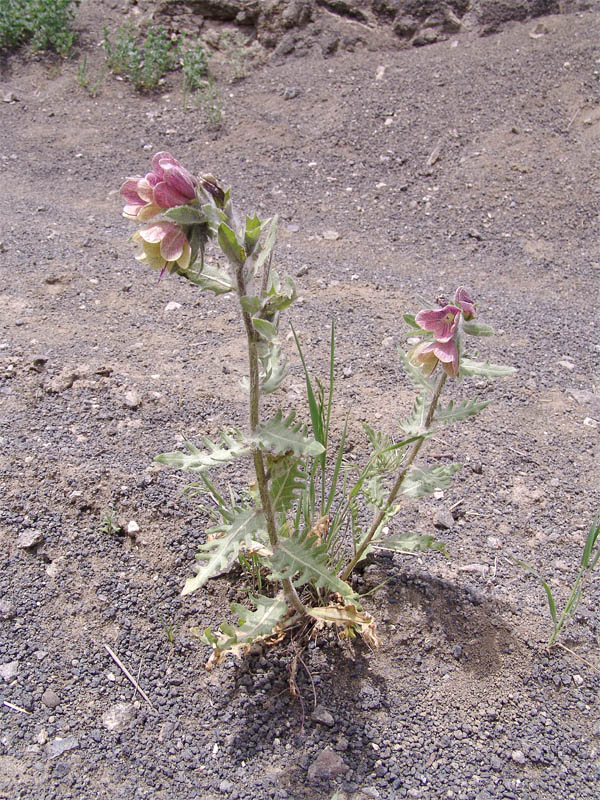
341, 372, 447, 581
235, 263, 306, 615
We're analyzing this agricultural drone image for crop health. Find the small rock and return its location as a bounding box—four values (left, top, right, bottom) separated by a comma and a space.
511, 749, 526, 765
342, 365, 353, 378
17, 529, 44, 549
451, 645, 463, 660
102, 702, 136, 732
0, 599, 16, 620
219, 780, 234, 793
46, 736, 79, 759
123, 390, 141, 409
46, 367, 78, 393
0, 661, 19, 681
311, 704, 335, 727
46, 561, 59, 578
334, 735, 349, 751
127, 520, 140, 536
41, 689, 60, 709
53, 762, 70, 779
490, 755, 504, 770
283, 86, 299, 100
471, 462, 483, 474
573, 674, 584, 687
3, 91, 18, 102
37, 729, 48, 745
322, 230, 341, 241
433, 508, 454, 530
286, 223, 300, 233
487, 536, 502, 549
307, 747, 349, 781
164, 301, 181, 314
296, 264, 309, 277
558, 359, 574, 371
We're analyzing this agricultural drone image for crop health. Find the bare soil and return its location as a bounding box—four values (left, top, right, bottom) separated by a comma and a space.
1, 3, 600, 799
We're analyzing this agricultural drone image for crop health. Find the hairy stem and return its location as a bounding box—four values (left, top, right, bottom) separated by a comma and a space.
235, 263, 306, 615
341, 372, 447, 581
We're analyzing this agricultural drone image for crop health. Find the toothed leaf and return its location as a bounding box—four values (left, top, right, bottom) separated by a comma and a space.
402, 463, 461, 498
156, 430, 251, 472
399, 393, 428, 437
268, 454, 306, 514
259, 343, 288, 394
252, 410, 325, 458
269, 528, 356, 601
462, 321, 494, 337
308, 603, 380, 648
434, 398, 492, 425
459, 358, 516, 378
185, 262, 234, 294
182, 508, 266, 595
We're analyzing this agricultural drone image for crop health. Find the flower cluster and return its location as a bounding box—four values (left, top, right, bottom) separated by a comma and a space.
120, 152, 222, 277
410, 287, 476, 377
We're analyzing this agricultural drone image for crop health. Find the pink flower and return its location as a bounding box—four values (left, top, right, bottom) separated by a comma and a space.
410, 339, 459, 378
120, 152, 197, 221
415, 305, 461, 343
133, 221, 191, 275
454, 287, 476, 320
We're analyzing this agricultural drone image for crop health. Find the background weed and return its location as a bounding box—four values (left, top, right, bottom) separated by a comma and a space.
0, 0, 76, 56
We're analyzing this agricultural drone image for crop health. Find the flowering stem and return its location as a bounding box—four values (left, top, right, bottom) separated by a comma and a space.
235, 264, 306, 615
341, 372, 448, 581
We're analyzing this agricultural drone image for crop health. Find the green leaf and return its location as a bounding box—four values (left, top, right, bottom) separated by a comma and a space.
252, 317, 278, 342
262, 270, 297, 315
197, 594, 289, 665
164, 205, 206, 225
186, 262, 234, 294
399, 394, 428, 437
252, 410, 325, 458
259, 343, 288, 394
363, 423, 407, 476
373, 531, 449, 558
269, 528, 357, 601
459, 358, 516, 378
399, 351, 435, 396
244, 214, 263, 255
182, 508, 266, 595
401, 463, 461, 498
201, 201, 227, 232
434, 398, 492, 426
268, 454, 306, 514
240, 295, 261, 314
462, 321, 494, 337
218, 222, 246, 267
403, 312, 421, 330
156, 430, 250, 472
253, 215, 278, 276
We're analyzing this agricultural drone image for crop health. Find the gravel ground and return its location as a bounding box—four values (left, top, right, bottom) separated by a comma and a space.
1, 3, 600, 799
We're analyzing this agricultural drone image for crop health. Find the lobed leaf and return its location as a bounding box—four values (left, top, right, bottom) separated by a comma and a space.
459, 358, 516, 378
399, 393, 428, 437
269, 527, 357, 601
433, 398, 492, 426
401, 463, 461, 498
372, 531, 448, 558
252, 410, 325, 458
182, 507, 267, 595
268, 454, 306, 514
308, 603, 380, 648
156, 430, 250, 472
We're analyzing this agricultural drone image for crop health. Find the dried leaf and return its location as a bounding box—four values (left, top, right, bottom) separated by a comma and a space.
308, 603, 380, 648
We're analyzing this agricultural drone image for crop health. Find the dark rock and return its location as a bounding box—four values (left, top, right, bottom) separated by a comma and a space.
46, 736, 79, 759
307, 747, 349, 781
311, 704, 335, 727
41, 688, 61, 709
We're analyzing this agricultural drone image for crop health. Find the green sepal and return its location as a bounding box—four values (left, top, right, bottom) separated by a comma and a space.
251, 410, 325, 458
401, 463, 461, 498
462, 321, 494, 337
373, 531, 449, 558
218, 222, 246, 267
182, 507, 267, 595
164, 205, 206, 225
459, 358, 516, 378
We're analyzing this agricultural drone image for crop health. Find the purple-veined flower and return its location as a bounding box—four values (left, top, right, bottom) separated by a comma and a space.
133, 221, 191, 275
454, 287, 476, 320
415, 304, 461, 343
120, 152, 197, 221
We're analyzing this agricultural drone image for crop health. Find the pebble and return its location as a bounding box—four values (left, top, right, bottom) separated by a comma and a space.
45, 367, 78, 393
283, 86, 299, 100
17, 529, 44, 549
102, 702, 136, 732
511, 749, 526, 765
558, 359, 575, 371
0, 661, 19, 681
487, 535, 502, 548
123, 390, 141, 409
127, 520, 140, 536
433, 508, 454, 530
573, 674, 583, 686
164, 301, 182, 313
41, 688, 61, 709
46, 736, 79, 759
0, 599, 16, 620
311, 704, 335, 727
307, 747, 349, 781
322, 230, 341, 241
343, 365, 353, 378
219, 780, 234, 793
296, 264, 309, 277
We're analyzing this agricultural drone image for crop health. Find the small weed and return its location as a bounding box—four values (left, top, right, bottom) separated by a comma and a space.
159, 616, 176, 644
512, 513, 600, 646
103, 24, 177, 92
0, 0, 76, 56
218, 30, 248, 82
76, 55, 106, 97
100, 509, 121, 536
193, 78, 223, 127
181, 39, 208, 92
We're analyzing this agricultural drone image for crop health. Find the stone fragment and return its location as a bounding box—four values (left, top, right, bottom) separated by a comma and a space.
433, 508, 454, 530
46, 736, 79, 759
17, 529, 44, 549
511, 749, 526, 765
127, 520, 140, 536
41, 688, 60, 709
164, 301, 181, 313
0, 661, 19, 681
46, 367, 78, 393
307, 747, 349, 781
0, 599, 16, 619
322, 230, 341, 241
123, 390, 140, 409
102, 702, 136, 732
311, 704, 335, 727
